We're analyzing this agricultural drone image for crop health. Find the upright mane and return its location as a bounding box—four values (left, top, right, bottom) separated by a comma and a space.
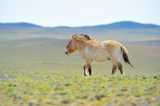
79, 34, 91, 40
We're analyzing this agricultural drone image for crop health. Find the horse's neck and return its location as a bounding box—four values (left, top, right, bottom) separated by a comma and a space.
75, 39, 88, 52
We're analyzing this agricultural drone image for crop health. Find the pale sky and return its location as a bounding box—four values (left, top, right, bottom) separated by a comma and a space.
0, 0, 160, 27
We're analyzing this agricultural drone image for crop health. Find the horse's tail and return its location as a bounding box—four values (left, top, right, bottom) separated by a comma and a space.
120, 45, 134, 68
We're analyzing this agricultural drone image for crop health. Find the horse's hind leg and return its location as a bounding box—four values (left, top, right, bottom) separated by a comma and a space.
112, 64, 117, 75
117, 62, 125, 75
111, 58, 125, 75
83, 64, 88, 76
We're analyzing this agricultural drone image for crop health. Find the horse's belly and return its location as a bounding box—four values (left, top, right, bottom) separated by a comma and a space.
86, 41, 110, 62
91, 52, 110, 62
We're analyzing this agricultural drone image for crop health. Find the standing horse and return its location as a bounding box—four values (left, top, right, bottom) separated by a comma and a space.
65, 34, 133, 76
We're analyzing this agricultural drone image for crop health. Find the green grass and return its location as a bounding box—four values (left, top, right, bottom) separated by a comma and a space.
0, 36, 160, 105
0, 72, 160, 105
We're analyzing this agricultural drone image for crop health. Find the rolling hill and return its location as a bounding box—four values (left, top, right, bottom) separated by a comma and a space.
0, 22, 41, 28
0, 21, 160, 42
78, 21, 160, 29
1, 21, 160, 29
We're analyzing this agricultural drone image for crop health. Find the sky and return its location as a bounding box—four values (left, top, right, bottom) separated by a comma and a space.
0, 0, 160, 27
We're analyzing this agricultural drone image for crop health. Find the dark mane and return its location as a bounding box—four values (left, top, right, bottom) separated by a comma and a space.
79, 34, 91, 40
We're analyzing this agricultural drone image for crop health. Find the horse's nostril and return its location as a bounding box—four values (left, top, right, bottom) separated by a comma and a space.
65, 49, 69, 55
65, 51, 68, 55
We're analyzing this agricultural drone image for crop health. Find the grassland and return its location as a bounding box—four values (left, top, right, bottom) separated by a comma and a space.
0, 72, 160, 105
0, 37, 160, 105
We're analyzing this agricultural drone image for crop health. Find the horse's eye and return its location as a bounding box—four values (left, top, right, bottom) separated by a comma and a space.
69, 42, 71, 43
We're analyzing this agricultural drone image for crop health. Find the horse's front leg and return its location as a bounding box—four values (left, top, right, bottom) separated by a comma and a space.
84, 60, 92, 76
88, 64, 92, 76
83, 64, 88, 76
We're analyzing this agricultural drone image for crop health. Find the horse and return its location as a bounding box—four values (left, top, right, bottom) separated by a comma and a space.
65, 34, 133, 76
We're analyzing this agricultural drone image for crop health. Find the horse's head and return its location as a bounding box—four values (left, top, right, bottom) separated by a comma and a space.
65, 34, 77, 55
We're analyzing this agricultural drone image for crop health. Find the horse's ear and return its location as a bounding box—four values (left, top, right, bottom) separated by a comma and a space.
72, 34, 77, 38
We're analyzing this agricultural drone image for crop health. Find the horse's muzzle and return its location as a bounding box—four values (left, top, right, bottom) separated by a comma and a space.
65, 49, 69, 55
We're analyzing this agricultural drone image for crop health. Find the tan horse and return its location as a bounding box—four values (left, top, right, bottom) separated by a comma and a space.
65, 34, 133, 76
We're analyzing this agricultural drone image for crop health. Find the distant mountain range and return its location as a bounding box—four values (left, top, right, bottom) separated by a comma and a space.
0, 21, 160, 42
0, 21, 160, 29
85, 21, 160, 29
0, 22, 41, 28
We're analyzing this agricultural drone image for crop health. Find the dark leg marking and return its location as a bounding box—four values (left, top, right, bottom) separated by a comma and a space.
112, 65, 117, 75
118, 63, 123, 74
88, 67, 92, 76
